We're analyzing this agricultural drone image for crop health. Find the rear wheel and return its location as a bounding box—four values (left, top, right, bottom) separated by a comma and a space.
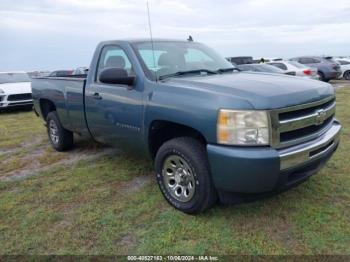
46, 111, 73, 151
155, 137, 217, 214
317, 71, 326, 82
344, 71, 350, 80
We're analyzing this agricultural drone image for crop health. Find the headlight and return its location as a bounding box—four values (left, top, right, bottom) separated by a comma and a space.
217, 110, 270, 145
0, 89, 4, 94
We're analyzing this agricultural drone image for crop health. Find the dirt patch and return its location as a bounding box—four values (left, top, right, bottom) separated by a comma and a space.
120, 175, 154, 193
118, 233, 137, 246
331, 80, 350, 89
0, 137, 46, 155
110, 174, 154, 196
264, 217, 309, 254
0, 147, 120, 182
0, 133, 121, 182
116, 233, 138, 253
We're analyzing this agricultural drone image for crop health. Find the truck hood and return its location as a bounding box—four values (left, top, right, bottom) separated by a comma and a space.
0, 82, 31, 95
163, 72, 334, 109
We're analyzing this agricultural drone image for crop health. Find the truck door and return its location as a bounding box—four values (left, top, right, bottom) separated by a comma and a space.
84, 45, 144, 150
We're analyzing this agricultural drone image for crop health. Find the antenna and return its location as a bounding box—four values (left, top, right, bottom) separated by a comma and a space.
146, 1, 157, 82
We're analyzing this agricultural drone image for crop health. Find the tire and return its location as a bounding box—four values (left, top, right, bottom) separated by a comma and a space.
46, 111, 73, 151
155, 137, 217, 214
344, 71, 350, 80
317, 71, 326, 82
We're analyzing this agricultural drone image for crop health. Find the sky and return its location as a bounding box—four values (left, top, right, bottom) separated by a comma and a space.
1, 0, 350, 71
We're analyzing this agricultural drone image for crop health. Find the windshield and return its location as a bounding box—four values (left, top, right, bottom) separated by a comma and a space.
132, 41, 234, 80
0, 72, 31, 84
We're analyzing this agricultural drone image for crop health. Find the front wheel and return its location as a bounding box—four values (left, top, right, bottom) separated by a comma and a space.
155, 137, 217, 214
46, 111, 73, 151
344, 71, 350, 80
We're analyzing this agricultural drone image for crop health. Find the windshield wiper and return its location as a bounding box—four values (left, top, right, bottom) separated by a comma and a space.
159, 69, 218, 80
216, 67, 240, 73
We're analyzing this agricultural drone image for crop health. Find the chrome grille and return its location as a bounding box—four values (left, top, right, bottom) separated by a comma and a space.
270, 96, 336, 149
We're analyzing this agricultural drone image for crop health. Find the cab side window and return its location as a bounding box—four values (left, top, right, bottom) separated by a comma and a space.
96, 46, 133, 82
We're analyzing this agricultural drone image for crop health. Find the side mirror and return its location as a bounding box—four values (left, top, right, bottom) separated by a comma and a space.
99, 68, 135, 86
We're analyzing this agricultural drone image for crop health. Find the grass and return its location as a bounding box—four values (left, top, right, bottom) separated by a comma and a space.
0, 86, 350, 255
0, 110, 46, 149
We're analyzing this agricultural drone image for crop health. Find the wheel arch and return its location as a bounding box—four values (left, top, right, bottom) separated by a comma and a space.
148, 120, 208, 159
39, 98, 57, 120
343, 70, 350, 80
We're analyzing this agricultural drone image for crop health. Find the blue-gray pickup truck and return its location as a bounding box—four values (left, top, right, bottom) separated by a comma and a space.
32, 39, 341, 214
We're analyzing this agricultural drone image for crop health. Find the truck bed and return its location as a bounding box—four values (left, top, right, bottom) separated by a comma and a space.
32, 76, 89, 135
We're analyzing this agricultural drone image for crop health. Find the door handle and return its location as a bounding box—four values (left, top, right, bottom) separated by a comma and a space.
92, 92, 102, 100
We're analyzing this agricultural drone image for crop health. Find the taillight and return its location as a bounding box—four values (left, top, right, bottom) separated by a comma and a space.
303, 69, 312, 75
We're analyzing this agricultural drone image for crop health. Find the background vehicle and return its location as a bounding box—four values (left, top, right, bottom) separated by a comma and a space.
237, 63, 296, 75
0, 72, 33, 110
32, 39, 340, 214
49, 70, 73, 77
290, 56, 341, 82
226, 56, 253, 65
334, 58, 350, 80
267, 60, 319, 79
251, 57, 283, 63
72, 67, 89, 75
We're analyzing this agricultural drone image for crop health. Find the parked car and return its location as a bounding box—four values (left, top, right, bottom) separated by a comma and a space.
32, 39, 341, 214
226, 56, 253, 65
237, 63, 296, 75
290, 56, 341, 82
334, 58, 350, 80
0, 72, 33, 110
49, 70, 73, 77
267, 60, 319, 80
72, 67, 89, 75
257, 57, 283, 63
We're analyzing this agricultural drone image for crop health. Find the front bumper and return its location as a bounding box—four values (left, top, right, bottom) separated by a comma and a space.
0, 95, 33, 108
207, 121, 341, 194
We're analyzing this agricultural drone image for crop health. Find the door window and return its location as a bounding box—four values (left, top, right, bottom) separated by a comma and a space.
96, 46, 133, 82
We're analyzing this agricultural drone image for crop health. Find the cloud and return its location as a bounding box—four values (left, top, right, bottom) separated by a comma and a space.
0, 0, 349, 70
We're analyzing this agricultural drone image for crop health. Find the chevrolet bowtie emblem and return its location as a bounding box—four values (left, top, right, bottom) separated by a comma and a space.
315, 109, 327, 125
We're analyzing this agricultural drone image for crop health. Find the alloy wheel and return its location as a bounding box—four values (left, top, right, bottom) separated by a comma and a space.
49, 120, 59, 145
162, 155, 196, 202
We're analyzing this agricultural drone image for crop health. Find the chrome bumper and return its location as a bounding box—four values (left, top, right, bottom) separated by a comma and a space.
279, 121, 341, 170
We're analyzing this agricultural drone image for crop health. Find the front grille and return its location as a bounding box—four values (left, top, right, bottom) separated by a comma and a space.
270, 96, 336, 148
7, 93, 32, 101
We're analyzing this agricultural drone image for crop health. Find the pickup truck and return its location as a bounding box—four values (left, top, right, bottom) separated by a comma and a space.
32, 39, 341, 214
